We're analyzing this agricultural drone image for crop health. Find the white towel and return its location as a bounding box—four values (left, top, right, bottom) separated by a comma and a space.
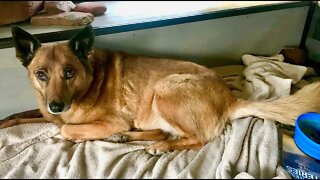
240, 54, 307, 100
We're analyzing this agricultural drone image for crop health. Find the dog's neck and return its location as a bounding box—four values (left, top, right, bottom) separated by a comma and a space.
73, 49, 107, 105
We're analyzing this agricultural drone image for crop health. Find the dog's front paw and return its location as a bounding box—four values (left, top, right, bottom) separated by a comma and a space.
60, 134, 84, 143
146, 142, 170, 156
71, 139, 85, 143
61, 135, 85, 143
60, 125, 84, 143
106, 133, 129, 143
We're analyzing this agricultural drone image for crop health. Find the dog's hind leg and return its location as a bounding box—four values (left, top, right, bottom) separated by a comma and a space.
106, 129, 169, 142
146, 138, 203, 155
143, 73, 236, 155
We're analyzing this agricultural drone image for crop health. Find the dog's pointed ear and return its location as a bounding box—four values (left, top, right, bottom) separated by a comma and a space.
11, 26, 41, 67
68, 25, 94, 63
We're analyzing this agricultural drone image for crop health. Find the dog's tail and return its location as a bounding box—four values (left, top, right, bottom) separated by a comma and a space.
229, 82, 320, 126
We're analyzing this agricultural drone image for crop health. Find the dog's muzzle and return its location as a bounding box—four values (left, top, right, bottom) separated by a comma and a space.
47, 101, 70, 114
49, 102, 65, 113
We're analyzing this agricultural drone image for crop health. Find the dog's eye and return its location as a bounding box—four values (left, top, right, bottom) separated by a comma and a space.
36, 70, 48, 81
64, 68, 74, 79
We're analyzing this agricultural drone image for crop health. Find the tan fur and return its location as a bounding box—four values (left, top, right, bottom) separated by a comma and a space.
5, 29, 320, 155
230, 82, 320, 126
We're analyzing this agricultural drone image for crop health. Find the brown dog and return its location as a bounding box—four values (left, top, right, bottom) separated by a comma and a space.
3, 25, 320, 155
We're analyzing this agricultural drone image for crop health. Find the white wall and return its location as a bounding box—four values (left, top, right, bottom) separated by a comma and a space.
95, 6, 308, 67
0, 48, 39, 118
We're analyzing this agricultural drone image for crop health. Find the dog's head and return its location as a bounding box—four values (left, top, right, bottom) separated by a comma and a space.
12, 26, 95, 115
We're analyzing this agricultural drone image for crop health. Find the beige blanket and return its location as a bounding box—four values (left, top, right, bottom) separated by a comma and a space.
1, 54, 314, 179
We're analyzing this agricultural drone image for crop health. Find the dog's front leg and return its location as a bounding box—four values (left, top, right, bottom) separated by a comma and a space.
0, 109, 48, 129
0, 117, 49, 129
60, 120, 131, 142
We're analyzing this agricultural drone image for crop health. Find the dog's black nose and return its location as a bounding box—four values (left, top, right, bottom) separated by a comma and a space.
49, 102, 65, 113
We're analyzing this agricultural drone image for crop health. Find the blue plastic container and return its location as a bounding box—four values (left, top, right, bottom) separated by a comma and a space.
294, 112, 320, 160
